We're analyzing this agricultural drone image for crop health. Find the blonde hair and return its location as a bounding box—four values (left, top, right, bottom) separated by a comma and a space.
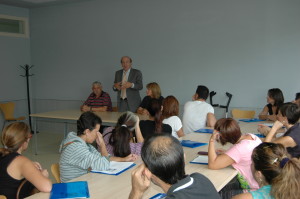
272, 158, 300, 199
0, 122, 30, 157
147, 82, 161, 99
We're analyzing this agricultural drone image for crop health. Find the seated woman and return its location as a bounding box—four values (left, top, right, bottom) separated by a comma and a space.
208, 118, 262, 195
233, 142, 300, 199
103, 112, 144, 156
139, 98, 172, 139
264, 102, 300, 158
259, 88, 284, 121
59, 111, 137, 182
137, 82, 164, 115
0, 122, 52, 199
162, 95, 184, 139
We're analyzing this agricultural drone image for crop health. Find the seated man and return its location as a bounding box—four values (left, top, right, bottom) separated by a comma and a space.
182, 85, 216, 134
129, 134, 220, 199
81, 81, 112, 112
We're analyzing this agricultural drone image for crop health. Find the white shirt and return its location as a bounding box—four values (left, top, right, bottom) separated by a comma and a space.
182, 100, 214, 134
163, 116, 182, 139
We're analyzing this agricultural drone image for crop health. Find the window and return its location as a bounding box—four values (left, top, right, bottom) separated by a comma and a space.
0, 14, 29, 38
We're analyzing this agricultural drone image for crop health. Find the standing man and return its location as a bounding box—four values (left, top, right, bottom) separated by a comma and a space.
81, 81, 112, 112
182, 85, 216, 134
113, 56, 143, 112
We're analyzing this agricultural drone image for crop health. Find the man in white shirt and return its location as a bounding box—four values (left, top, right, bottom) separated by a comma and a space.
182, 85, 216, 134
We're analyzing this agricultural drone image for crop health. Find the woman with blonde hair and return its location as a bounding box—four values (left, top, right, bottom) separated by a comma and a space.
233, 142, 300, 199
162, 95, 184, 138
137, 82, 164, 115
0, 122, 52, 199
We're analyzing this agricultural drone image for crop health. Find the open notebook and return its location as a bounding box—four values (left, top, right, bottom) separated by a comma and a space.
50, 181, 90, 199
91, 161, 135, 175
190, 155, 208, 165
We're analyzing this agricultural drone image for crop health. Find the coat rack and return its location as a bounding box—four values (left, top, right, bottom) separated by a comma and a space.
20, 64, 34, 132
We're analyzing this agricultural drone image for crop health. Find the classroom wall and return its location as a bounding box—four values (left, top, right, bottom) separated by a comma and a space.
0, 5, 31, 126
29, 0, 300, 110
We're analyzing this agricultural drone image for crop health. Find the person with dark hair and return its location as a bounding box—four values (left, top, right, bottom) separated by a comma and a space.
81, 81, 112, 112
259, 88, 284, 121
59, 112, 137, 182
113, 56, 143, 112
162, 96, 184, 139
208, 118, 262, 196
292, 92, 300, 107
182, 85, 216, 134
139, 98, 172, 139
233, 142, 300, 199
264, 102, 300, 158
129, 134, 220, 199
0, 122, 52, 199
137, 82, 164, 115
103, 112, 144, 156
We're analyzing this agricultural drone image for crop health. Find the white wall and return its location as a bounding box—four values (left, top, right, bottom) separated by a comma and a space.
0, 5, 31, 126
29, 0, 300, 110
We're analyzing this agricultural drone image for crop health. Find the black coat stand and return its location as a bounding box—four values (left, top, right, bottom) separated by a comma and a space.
20, 64, 34, 131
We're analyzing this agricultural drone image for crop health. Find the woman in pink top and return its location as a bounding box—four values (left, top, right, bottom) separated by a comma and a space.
208, 118, 262, 197
103, 111, 144, 156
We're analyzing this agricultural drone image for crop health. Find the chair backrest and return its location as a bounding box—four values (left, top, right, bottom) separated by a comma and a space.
231, 109, 255, 119
0, 195, 7, 199
51, 163, 61, 183
112, 106, 118, 112
0, 102, 15, 120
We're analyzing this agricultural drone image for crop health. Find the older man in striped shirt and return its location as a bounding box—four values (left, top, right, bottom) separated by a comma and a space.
81, 81, 112, 112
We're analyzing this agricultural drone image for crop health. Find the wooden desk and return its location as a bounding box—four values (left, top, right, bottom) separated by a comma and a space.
26, 132, 237, 199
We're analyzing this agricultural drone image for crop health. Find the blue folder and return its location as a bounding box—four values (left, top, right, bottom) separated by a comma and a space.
181, 140, 208, 148
239, 119, 265, 122
50, 181, 90, 199
254, 133, 266, 138
194, 128, 214, 134
149, 193, 167, 199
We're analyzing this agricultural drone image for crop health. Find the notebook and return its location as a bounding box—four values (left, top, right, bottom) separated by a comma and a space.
149, 193, 167, 199
91, 161, 135, 175
181, 140, 208, 148
194, 128, 214, 134
190, 155, 209, 165
239, 118, 265, 122
254, 133, 266, 138
50, 181, 90, 199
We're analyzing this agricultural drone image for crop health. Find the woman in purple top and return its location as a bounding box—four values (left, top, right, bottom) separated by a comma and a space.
103, 112, 144, 156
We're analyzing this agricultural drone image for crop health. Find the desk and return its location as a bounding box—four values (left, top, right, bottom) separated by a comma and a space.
30, 109, 148, 154
26, 132, 237, 199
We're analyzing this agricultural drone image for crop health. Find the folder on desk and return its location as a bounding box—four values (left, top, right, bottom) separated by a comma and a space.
149, 193, 167, 199
181, 140, 208, 148
254, 133, 266, 138
239, 118, 265, 122
190, 155, 209, 165
91, 161, 135, 175
194, 128, 213, 134
50, 181, 90, 199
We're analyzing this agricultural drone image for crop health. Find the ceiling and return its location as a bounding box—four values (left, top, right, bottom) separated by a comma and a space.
0, 0, 90, 8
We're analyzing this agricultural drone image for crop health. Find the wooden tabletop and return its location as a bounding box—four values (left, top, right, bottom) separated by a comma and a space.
26, 132, 238, 199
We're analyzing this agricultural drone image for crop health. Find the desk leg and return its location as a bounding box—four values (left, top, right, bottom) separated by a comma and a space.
34, 119, 38, 155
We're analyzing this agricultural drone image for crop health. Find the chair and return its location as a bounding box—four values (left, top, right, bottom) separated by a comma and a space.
51, 163, 61, 183
0, 102, 26, 130
0, 195, 7, 199
231, 109, 255, 119
112, 106, 118, 112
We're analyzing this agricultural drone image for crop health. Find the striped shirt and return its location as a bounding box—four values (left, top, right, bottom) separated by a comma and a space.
59, 132, 110, 182
84, 91, 112, 111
